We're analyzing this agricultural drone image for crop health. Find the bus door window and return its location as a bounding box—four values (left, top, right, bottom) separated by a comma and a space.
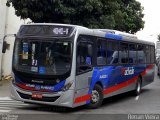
129, 44, 137, 64
77, 42, 93, 73
97, 40, 107, 65
107, 41, 119, 65
119, 43, 129, 64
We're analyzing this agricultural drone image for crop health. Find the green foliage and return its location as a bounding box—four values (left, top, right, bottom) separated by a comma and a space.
6, 0, 144, 33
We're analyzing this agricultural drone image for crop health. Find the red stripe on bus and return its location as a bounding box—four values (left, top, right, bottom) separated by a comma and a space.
16, 64, 154, 104
141, 64, 154, 76
103, 64, 154, 95
16, 83, 35, 91
74, 94, 91, 104
16, 84, 49, 92
103, 76, 138, 95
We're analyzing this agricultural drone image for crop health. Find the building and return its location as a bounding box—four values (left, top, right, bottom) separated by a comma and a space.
0, 0, 30, 79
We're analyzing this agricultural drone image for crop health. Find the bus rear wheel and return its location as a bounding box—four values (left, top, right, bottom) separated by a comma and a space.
87, 84, 103, 109
133, 77, 142, 96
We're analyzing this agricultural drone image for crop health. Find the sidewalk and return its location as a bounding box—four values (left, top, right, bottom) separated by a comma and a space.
0, 80, 11, 97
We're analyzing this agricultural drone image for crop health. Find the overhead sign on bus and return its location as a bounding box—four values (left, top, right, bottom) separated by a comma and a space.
18, 25, 74, 37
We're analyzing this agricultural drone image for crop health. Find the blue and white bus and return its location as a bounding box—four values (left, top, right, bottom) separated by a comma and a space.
10, 23, 155, 108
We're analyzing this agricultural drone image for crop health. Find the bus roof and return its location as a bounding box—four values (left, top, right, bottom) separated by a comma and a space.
21, 23, 155, 46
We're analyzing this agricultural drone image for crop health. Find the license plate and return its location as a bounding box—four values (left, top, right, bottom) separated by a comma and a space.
32, 93, 42, 99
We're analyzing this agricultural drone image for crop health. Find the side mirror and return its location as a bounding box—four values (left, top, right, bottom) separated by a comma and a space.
2, 34, 16, 53
87, 44, 92, 56
2, 41, 7, 53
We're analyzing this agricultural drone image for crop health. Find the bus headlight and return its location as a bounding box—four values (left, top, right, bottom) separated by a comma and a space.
61, 82, 73, 91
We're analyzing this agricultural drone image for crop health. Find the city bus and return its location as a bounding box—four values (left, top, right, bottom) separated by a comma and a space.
9, 23, 155, 108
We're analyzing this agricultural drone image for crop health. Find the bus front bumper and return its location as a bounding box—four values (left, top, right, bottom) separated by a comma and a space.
10, 82, 75, 108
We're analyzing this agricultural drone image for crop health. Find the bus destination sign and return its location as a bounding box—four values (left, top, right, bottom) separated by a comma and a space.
18, 25, 74, 37
53, 27, 69, 35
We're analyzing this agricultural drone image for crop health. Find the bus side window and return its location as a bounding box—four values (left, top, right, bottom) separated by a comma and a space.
97, 40, 107, 65
151, 46, 155, 63
129, 44, 137, 64
137, 45, 145, 64
119, 43, 129, 64
77, 41, 93, 73
107, 41, 119, 65
145, 45, 151, 63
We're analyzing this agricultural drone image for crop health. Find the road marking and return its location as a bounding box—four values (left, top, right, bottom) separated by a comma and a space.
0, 97, 12, 100
0, 110, 11, 113
135, 96, 139, 101
0, 97, 29, 113
0, 107, 14, 110
0, 101, 21, 103
0, 103, 28, 106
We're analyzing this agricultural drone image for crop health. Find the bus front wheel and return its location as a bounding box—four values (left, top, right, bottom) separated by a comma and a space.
87, 84, 103, 109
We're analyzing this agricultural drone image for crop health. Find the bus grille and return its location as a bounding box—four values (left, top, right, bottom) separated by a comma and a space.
17, 91, 60, 102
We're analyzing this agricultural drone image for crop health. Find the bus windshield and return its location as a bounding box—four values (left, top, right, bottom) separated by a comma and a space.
13, 38, 72, 76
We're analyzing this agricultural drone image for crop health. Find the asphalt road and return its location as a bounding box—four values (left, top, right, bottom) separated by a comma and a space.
0, 68, 160, 120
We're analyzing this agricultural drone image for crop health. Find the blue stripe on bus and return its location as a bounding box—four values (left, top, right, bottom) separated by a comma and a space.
77, 65, 154, 104
14, 76, 66, 92
86, 64, 153, 104
105, 33, 123, 40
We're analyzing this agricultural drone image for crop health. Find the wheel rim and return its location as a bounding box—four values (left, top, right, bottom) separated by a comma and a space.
91, 90, 100, 103
137, 81, 141, 93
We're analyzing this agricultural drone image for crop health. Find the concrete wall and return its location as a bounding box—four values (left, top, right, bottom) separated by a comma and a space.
0, 0, 7, 79
0, 0, 31, 78
2, 7, 24, 77
0, 0, 7, 40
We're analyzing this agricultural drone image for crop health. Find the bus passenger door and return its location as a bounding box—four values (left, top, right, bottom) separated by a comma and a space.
76, 41, 93, 90
74, 35, 94, 102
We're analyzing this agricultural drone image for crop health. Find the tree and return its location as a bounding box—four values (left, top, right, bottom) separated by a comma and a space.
6, 0, 144, 33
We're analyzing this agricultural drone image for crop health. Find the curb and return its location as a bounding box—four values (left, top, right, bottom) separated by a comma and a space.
3, 75, 13, 81
0, 80, 11, 87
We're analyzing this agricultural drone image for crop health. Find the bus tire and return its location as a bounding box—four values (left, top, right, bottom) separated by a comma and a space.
133, 77, 142, 96
87, 84, 103, 109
